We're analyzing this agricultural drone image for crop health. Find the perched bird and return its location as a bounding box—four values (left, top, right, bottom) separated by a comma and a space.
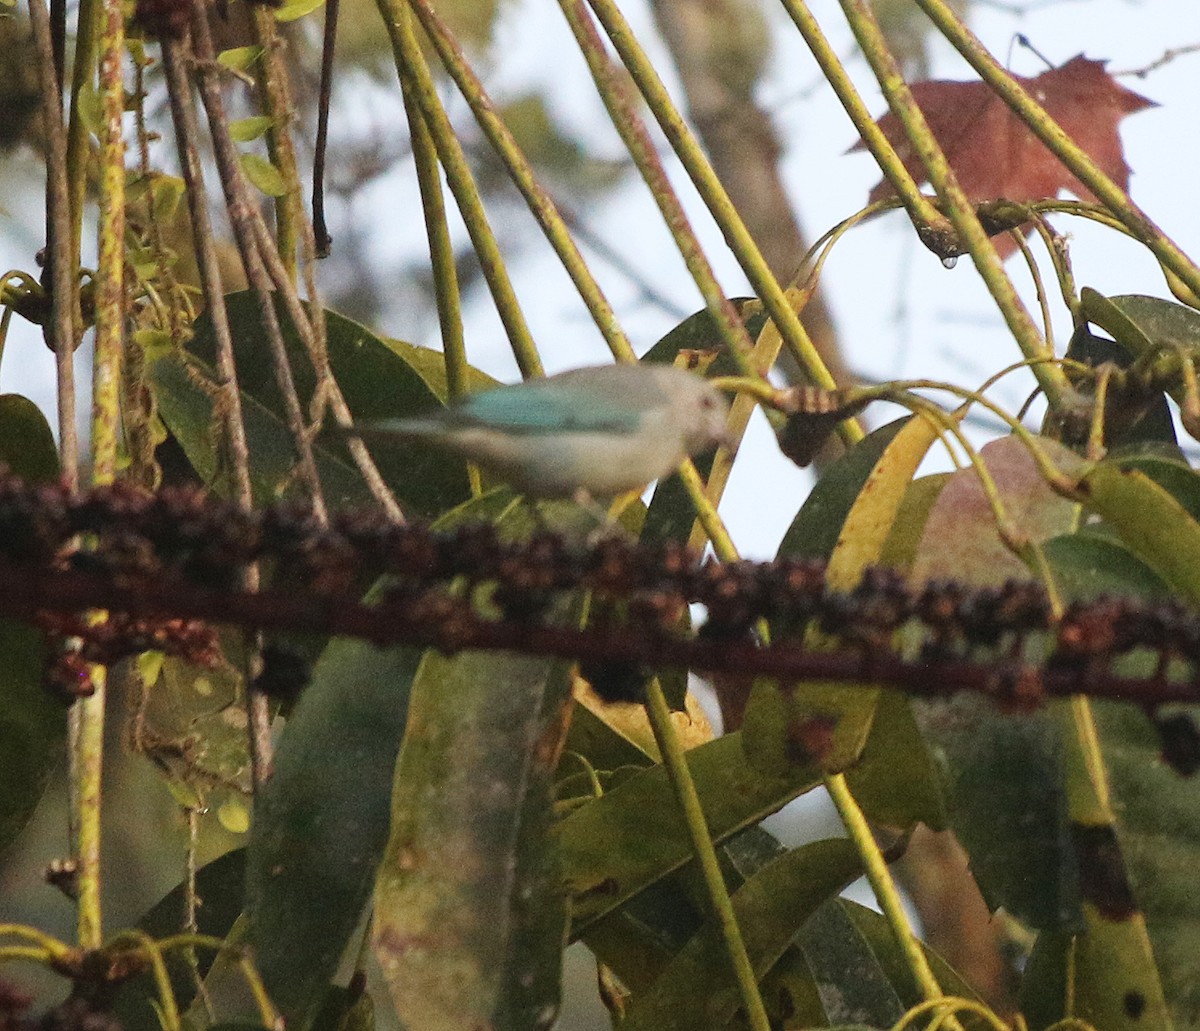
347, 362, 732, 500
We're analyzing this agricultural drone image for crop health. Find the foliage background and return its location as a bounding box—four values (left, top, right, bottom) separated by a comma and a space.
0, 0, 1197, 1028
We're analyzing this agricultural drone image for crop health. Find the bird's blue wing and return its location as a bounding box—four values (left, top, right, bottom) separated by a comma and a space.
455, 373, 646, 434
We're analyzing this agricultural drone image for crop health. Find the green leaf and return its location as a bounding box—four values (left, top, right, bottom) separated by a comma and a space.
837, 900, 987, 1018
217, 46, 264, 73
76, 79, 102, 139
777, 417, 912, 561
748, 415, 943, 780
578, 873, 704, 995
740, 678, 875, 777
846, 690, 947, 831
372, 646, 575, 1031
1040, 533, 1192, 1031
273, 0, 325, 21
1079, 290, 1200, 443
1108, 451, 1200, 524
239, 153, 288, 197
246, 635, 420, 1027
0, 622, 64, 854
1063, 325, 1179, 451
246, 491, 527, 1028
1081, 290, 1200, 361
911, 434, 1084, 587
1089, 700, 1200, 1030
152, 293, 474, 515
560, 698, 657, 775
878, 473, 951, 571
229, 116, 276, 143
0, 396, 62, 854
1079, 459, 1200, 606
0, 394, 60, 482
824, 411, 942, 588
371, 498, 591, 1031
798, 900, 905, 1027
618, 839, 861, 1031
641, 300, 766, 367
559, 732, 821, 933
381, 336, 499, 399
137, 653, 253, 804
311, 985, 374, 1031
908, 434, 1089, 928
1042, 533, 1169, 601
930, 697, 1081, 930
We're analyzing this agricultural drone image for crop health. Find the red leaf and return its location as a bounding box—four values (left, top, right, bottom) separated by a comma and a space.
856, 55, 1156, 254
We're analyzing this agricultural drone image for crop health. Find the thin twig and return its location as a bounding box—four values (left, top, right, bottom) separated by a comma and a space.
161, 38, 257, 510
27, 0, 79, 487
161, 33, 275, 783
312, 0, 340, 256
188, 0, 329, 528
643, 679, 771, 1031
1117, 43, 1200, 79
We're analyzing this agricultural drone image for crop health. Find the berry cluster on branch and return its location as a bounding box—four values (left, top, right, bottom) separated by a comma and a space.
0, 473, 1198, 718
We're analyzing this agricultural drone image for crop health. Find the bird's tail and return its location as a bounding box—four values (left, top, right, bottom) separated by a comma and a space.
331, 418, 445, 445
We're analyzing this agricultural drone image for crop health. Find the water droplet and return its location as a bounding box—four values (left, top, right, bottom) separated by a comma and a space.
941, 255, 958, 269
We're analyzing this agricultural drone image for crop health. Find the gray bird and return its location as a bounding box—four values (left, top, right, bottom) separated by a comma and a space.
347, 362, 732, 500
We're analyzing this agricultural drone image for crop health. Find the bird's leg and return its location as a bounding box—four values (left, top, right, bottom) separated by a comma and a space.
572, 487, 641, 545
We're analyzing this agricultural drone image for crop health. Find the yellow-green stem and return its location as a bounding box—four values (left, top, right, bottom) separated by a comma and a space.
375, 0, 542, 378
408, 0, 636, 367
0, 947, 56, 965
886, 379, 1078, 492
776, 0, 948, 249
825, 773, 946, 1004
0, 924, 73, 959
585, 0, 863, 448
686, 308, 801, 551
403, 0, 742, 546
75, 0, 127, 952
65, 0, 98, 326
108, 932, 182, 1031
556, 0, 756, 371
836, 0, 1073, 411
397, 58, 468, 401
643, 680, 771, 1031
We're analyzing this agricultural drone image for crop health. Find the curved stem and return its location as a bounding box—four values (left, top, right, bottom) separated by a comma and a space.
914, 0, 1200, 303
835, 0, 1073, 411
